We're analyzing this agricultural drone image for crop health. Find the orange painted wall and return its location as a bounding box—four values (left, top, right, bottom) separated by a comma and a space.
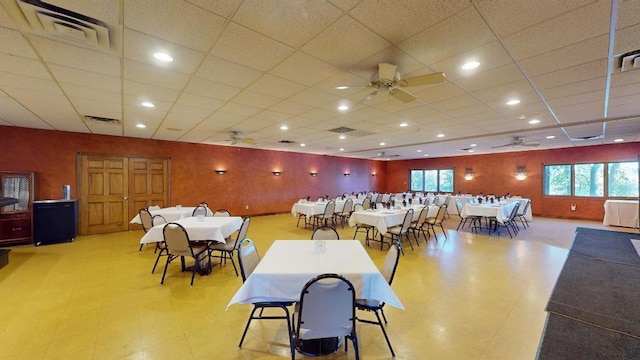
0, 126, 384, 215
385, 143, 640, 221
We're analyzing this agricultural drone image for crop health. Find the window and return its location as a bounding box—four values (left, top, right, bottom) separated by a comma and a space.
410, 169, 454, 192
608, 162, 639, 197
544, 161, 638, 198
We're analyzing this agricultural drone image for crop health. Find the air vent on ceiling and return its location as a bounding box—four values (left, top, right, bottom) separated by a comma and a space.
278, 140, 295, 144
7, 0, 117, 54
620, 49, 640, 72
328, 127, 356, 133
570, 134, 603, 141
83, 115, 120, 124
349, 130, 375, 137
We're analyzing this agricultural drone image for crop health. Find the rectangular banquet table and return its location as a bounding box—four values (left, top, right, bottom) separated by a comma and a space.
130, 206, 213, 224
228, 240, 403, 309
460, 201, 519, 224
290, 199, 358, 218
348, 206, 436, 235
139, 216, 243, 244
603, 200, 639, 228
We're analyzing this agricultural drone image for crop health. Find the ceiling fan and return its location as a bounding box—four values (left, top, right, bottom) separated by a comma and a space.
492, 136, 540, 149
229, 131, 256, 145
338, 63, 446, 103
373, 151, 400, 160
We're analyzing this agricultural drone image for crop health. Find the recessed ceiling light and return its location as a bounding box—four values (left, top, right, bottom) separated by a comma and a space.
461, 61, 480, 70
436, 133, 445, 138
423, 154, 429, 157
339, 148, 344, 151
470, 143, 476, 147
153, 52, 173, 62
416, 149, 422, 153
528, 119, 540, 124
338, 104, 349, 111
280, 125, 288, 130
136, 123, 146, 129
399, 122, 408, 127
506, 99, 520, 106
614, 138, 624, 142
379, 142, 386, 146
300, 143, 306, 147
546, 135, 556, 139
335, 86, 349, 90
339, 134, 346, 139
518, 114, 527, 120
141, 101, 155, 108
468, 149, 474, 153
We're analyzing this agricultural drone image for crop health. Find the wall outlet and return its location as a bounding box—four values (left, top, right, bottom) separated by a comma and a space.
570, 204, 577, 211
245, 205, 249, 210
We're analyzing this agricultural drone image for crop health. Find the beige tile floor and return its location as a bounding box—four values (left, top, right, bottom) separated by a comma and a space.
0, 213, 635, 360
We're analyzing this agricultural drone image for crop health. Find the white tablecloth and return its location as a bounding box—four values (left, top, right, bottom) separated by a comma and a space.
348, 206, 437, 235
603, 200, 639, 228
291, 200, 358, 217
460, 202, 518, 224
228, 240, 403, 309
130, 206, 213, 224
139, 216, 243, 244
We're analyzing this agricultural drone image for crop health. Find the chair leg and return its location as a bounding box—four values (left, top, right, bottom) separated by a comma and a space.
238, 306, 260, 347
374, 310, 395, 357
228, 251, 239, 276
139, 243, 144, 251
151, 248, 166, 273
160, 255, 172, 284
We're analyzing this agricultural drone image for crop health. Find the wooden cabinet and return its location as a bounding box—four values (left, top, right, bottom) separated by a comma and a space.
0, 172, 35, 245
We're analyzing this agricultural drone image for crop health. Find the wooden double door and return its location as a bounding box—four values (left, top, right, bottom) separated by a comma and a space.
78, 154, 170, 235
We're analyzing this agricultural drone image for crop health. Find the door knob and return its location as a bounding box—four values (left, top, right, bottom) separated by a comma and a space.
123, 195, 129, 200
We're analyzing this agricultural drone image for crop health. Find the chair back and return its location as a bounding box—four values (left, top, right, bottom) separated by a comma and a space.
341, 198, 354, 215
311, 226, 340, 240
323, 201, 336, 217
192, 205, 208, 217
139, 208, 153, 232
382, 244, 400, 285
375, 194, 383, 204
296, 273, 356, 340
354, 203, 365, 212
443, 195, 451, 206
237, 238, 260, 282
508, 202, 520, 221
455, 199, 463, 214
235, 217, 251, 248
163, 223, 193, 257
415, 206, 428, 226
517, 199, 530, 216
400, 209, 414, 232
362, 197, 372, 210
433, 205, 446, 224
213, 209, 231, 217
152, 214, 167, 226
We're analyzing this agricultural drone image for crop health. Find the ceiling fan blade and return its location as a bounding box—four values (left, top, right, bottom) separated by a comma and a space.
379, 63, 398, 82
523, 142, 540, 147
230, 139, 239, 145
491, 144, 512, 149
397, 72, 446, 87
390, 87, 416, 103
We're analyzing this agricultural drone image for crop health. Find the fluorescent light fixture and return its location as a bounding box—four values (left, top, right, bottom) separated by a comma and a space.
506, 99, 520, 106
153, 52, 173, 62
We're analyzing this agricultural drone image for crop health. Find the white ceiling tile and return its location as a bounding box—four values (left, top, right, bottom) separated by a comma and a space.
399, 6, 495, 66
211, 22, 295, 72
232, 90, 282, 109
431, 41, 513, 82
195, 55, 263, 88
50, 64, 120, 92
532, 59, 608, 89
287, 88, 341, 107
123, 80, 180, 103
184, 77, 242, 101
454, 63, 525, 92
175, 93, 225, 112
218, 102, 262, 117
124, 60, 189, 90
233, 0, 343, 48
123, 29, 205, 75
124, 0, 226, 52
350, 0, 469, 42
269, 101, 313, 116
0, 28, 37, 58
271, 51, 341, 87
29, 36, 120, 76
301, 16, 391, 68
0, 53, 50, 79
504, 1, 611, 60
614, 23, 640, 55
186, 0, 242, 18
0, 92, 50, 128
248, 74, 307, 99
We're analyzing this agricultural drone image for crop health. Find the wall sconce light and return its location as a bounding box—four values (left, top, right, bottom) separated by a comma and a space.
272, 171, 282, 176
215, 169, 227, 175
344, 173, 350, 177
464, 168, 474, 180
515, 166, 527, 180
310, 172, 317, 177
371, 173, 377, 177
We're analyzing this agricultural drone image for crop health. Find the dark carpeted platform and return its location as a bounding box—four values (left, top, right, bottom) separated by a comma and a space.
537, 227, 640, 359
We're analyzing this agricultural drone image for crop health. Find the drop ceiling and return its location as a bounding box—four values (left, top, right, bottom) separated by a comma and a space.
0, 0, 639, 160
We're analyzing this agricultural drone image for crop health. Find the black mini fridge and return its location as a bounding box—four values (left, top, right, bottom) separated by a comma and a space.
33, 199, 77, 246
